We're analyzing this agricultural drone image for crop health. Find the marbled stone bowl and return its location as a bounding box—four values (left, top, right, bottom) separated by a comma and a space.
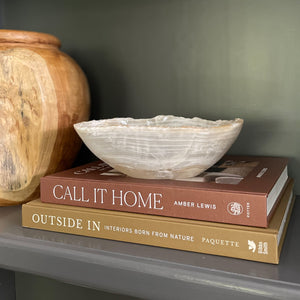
74, 115, 243, 179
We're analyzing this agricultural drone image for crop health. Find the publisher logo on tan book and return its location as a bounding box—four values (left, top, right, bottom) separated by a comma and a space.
248, 240, 256, 253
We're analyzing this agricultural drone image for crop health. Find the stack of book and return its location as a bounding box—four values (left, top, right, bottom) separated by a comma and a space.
22, 155, 294, 264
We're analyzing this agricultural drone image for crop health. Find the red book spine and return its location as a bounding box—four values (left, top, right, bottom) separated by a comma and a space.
40, 177, 268, 227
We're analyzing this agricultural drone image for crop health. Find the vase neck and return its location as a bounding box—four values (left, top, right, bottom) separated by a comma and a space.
0, 30, 61, 49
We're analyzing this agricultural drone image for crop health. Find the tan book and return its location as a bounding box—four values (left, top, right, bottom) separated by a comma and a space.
40, 155, 289, 227
23, 178, 294, 264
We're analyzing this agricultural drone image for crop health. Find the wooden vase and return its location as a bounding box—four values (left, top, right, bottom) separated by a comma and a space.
0, 29, 90, 205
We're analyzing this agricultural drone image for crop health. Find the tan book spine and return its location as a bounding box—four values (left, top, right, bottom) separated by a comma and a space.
23, 180, 294, 264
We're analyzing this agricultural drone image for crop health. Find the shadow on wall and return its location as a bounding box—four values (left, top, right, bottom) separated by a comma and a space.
288, 157, 300, 184
69, 50, 129, 120
229, 118, 286, 155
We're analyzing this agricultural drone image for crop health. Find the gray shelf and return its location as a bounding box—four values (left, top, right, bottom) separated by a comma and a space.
0, 198, 299, 300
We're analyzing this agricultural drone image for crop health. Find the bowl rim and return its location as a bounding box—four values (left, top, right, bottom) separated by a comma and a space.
74, 115, 244, 132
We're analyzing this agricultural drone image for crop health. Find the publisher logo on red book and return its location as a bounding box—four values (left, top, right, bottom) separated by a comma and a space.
227, 202, 243, 216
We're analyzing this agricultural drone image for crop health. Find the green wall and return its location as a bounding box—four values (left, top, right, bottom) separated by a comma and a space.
1, 1, 300, 297
3, 0, 300, 191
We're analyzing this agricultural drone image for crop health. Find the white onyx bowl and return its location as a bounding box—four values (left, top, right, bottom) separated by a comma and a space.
74, 115, 243, 179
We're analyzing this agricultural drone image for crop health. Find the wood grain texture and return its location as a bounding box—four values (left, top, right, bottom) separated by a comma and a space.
0, 30, 90, 205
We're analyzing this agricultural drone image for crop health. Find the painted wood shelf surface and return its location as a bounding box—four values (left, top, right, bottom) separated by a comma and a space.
0, 198, 299, 300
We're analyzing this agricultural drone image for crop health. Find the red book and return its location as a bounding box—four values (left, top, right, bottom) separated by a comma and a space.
40, 155, 289, 227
